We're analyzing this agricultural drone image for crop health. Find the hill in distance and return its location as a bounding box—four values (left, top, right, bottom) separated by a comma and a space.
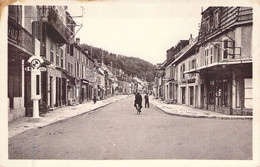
80, 44, 156, 82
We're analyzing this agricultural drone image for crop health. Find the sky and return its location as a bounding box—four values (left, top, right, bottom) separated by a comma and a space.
66, 0, 252, 65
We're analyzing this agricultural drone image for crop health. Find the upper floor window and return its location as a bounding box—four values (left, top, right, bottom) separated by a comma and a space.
191, 59, 196, 69
56, 44, 60, 66
214, 43, 221, 62
50, 41, 54, 62
180, 63, 185, 79
70, 44, 74, 56
204, 48, 209, 66
170, 64, 175, 78
8, 5, 22, 25
210, 46, 213, 64
214, 10, 219, 29
60, 48, 64, 68
68, 62, 70, 74
223, 39, 229, 60
205, 17, 210, 33
70, 63, 72, 75
77, 49, 80, 60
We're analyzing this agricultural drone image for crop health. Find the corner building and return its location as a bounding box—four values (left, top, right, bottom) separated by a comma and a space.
187, 7, 253, 115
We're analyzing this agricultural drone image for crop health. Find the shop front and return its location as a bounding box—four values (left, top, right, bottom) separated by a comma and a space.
200, 63, 252, 115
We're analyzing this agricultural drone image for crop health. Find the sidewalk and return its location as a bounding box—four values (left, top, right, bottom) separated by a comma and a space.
9, 95, 130, 138
150, 97, 253, 120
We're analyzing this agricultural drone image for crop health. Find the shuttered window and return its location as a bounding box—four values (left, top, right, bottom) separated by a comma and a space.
8, 60, 22, 98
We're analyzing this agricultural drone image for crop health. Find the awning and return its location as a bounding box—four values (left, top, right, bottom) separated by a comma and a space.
184, 58, 252, 74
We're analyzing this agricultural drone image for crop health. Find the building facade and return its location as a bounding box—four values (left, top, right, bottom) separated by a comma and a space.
160, 7, 253, 116
192, 7, 253, 115
8, 6, 36, 121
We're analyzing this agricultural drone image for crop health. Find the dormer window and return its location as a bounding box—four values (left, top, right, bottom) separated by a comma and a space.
214, 10, 219, 29
205, 17, 210, 33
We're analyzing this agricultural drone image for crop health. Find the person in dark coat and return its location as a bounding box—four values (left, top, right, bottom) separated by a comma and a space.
144, 93, 149, 108
93, 95, 97, 104
134, 92, 142, 110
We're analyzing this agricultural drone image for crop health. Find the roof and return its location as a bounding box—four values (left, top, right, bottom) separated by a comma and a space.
165, 37, 198, 67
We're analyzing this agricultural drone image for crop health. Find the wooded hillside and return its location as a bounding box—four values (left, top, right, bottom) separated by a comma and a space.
80, 44, 156, 82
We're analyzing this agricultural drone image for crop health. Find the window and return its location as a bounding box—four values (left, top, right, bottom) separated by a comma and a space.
214, 10, 219, 29
68, 62, 70, 74
50, 41, 54, 62
244, 78, 252, 108
183, 64, 185, 78
189, 86, 194, 105
223, 39, 228, 59
75, 63, 77, 76
204, 48, 209, 65
209, 80, 215, 105
191, 59, 196, 69
70, 44, 74, 56
8, 60, 22, 98
223, 79, 228, 106
82, 65, 84, 78
182, 87, 186, 104
60, 48, 64, 68
210, 46, 213, 64
215, 43, 221, 62
70, 63, 73, 75
86, 56, 88, 65
205, 17, 210, 33
8, 5, 22, 25
77, 49, 79, 60
236, 80, 241, 108
56, 44, 60, 66
180, 64, 185, 79
180, 66, 182, 79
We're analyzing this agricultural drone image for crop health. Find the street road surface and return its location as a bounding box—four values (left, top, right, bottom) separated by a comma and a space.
9, 95, 252, 160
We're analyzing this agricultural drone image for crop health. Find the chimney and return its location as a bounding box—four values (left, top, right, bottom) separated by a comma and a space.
76, 38, 80, 45
189, 34, 194, 44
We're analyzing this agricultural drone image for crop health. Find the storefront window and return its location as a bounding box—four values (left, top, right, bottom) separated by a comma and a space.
182, 87, 186, 104
209, 80, 215, 105
223, 79, 228, 106
189, 86, 194, 105
236, 80, 241, 108
244, 78, 252, 108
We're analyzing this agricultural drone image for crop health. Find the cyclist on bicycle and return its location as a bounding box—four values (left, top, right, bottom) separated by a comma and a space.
134, 92, 142, 111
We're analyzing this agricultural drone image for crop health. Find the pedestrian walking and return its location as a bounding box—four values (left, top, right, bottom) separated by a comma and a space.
134, 92, 142, 111
93, 95, 97, 104
145, 93, 149, 108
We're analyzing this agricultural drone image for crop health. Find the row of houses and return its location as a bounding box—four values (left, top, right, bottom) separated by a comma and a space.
153, 7, 253, 116
8, 5, 148, 122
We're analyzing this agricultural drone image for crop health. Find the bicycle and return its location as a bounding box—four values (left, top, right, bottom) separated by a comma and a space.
135, 103, 142, 115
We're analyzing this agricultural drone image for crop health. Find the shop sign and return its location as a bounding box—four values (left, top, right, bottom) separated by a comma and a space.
8, 25, 21, 42
82, 80, 89, 84
188, 78, 196, 83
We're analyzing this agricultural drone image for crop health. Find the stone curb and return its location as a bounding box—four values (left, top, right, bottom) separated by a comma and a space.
39, 96, 130, 128
152, 104, 253, 120
9, 96, 130, 138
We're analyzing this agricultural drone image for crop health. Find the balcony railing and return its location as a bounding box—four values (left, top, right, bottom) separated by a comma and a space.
8, 16, 34, 55
43, 7, 68, 44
